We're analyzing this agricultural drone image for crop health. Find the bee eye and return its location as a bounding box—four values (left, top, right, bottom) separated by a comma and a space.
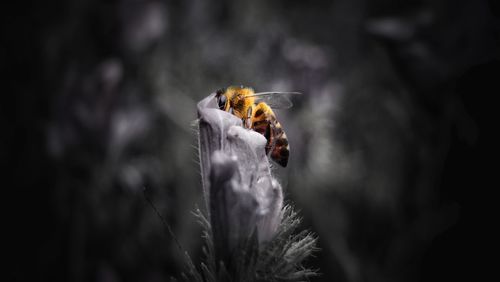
218, 95, 227, 110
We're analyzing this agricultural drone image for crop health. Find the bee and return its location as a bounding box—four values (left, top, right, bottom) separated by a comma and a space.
215, 85, 299, 167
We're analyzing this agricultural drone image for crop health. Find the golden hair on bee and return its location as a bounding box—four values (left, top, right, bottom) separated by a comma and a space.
215, 86, 256, 120
215, 85, 299, 167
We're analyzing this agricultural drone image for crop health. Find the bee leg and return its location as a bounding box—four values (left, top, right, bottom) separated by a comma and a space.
266, 123, 278, 155
244, 105, 253, 128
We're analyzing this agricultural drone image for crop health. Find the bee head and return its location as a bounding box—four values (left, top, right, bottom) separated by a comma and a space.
215, 88, 227, 110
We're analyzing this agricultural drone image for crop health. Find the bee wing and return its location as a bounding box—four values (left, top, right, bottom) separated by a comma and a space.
245, 92, 301, 109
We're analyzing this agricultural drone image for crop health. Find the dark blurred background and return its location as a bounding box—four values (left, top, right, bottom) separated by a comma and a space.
2, 0, 499, 281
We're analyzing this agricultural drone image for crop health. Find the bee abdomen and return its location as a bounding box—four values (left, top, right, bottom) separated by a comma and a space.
269, 122, 289, 167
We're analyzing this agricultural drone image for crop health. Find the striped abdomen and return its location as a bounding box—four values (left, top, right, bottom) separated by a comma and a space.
251, 102, 289, 167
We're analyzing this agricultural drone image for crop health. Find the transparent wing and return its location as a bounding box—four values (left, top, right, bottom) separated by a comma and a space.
244, 92, 301, 109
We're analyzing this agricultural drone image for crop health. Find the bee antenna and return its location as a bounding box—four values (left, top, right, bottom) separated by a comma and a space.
215, 88, 226, 96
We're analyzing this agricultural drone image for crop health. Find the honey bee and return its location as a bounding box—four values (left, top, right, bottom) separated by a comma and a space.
215, 85, 299, 167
